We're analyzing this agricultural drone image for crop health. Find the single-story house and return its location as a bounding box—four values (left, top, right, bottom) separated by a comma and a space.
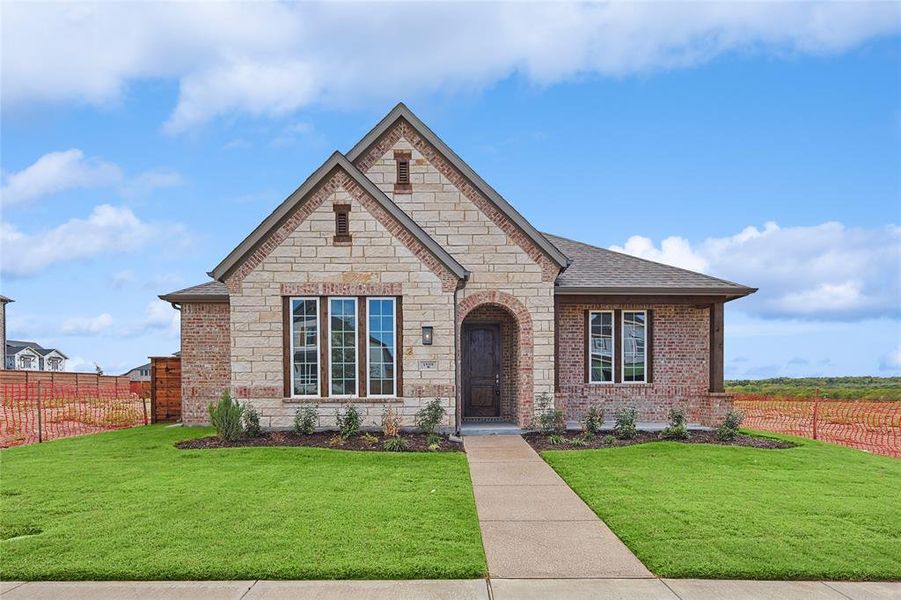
162, 103, 755, 430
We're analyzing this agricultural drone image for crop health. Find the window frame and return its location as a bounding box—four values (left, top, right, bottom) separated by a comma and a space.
621, 309, 648, 384
588, 310, 615, 384
289, 296, 321, 399
366, 297, 397, 398
328, 296, 359, 398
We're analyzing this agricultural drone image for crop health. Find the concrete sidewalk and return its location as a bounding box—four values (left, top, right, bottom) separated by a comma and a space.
463, 435, 651, 579
3, 579, 898, 599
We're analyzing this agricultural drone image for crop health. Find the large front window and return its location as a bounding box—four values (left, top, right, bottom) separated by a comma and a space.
622, 310, 647, 383
589, 311, 614, 383
291, 298, 320, 396
367, 298, 396, 397
329, 298, 358, 396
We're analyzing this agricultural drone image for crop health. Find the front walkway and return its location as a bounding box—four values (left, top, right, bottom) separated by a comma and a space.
463, 434, 651, 578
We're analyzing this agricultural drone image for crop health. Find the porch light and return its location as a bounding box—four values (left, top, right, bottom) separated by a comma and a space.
422, 326, 434, 345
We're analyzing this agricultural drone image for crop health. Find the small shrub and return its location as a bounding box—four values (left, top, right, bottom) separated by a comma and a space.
716, 410, 745, 441
336, 404, 361, 438
602, 434, 616, 446
361, 432, 379, 446
426, 432, 442, 448
548, 433, 565, 446
613, 407, 638, 440
328, 434, 345, 447
583, 405, 604, 435
531, 393, 565, 434
569, 433, 591, 447
415, 398, 446, 436
208, 390, 244, 442
660, 408, 689, 440
383, 436, 409, 452
381, 406, 401, 438
293, 405, 318, 435
242, 403, 262, 437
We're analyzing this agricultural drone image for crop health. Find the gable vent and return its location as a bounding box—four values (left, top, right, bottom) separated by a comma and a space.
397, 159, 410, 184
393, 150, 412, 194
333, 204, 351, 243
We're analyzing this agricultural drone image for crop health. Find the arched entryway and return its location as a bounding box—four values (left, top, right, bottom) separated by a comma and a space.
458, 291, 533, 427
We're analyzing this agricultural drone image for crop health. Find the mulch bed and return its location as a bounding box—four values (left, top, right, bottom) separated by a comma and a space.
523, 430, 796, 451
176, 431, 464, 452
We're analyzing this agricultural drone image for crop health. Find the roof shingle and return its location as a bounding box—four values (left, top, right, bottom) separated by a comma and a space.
159, 281, 229, 303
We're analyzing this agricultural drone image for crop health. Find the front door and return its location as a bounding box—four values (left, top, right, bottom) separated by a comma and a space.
463, 324, 500, 418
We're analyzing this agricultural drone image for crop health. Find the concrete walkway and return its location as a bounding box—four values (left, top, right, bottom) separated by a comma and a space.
463, 434, 651, 579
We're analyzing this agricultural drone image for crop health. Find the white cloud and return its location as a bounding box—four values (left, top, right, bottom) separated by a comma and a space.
119, 169, 184, 199
0, 149, 121, 207
1, 204, 183, 277
610, 222, 901, 320
61, 313, 114, 335
880, 347, 901, 371
2, 3, 898, 132
119, 300, 180, 338
111, 270, 134, 289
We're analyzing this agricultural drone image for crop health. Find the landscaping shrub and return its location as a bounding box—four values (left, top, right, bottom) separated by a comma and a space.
381, 406, 400, 438
243, 403, 262, 437
426, 432, 442, 449
293, 405, 318, 435
361, 432, 379, 446
660, 408, 689, 440
716, 410, 745, 441
548, 433, 565, 446
336, 405, 361, 438
569, 432, 591, 447
531, 392, 565, 435
327, 434, 344, 447
415, 399, 446, 436
583, 405, 604, 435
602, 434, 616, 446
613, 407, 638, 440
209, 391, 244, 442
383, 436, 410, 452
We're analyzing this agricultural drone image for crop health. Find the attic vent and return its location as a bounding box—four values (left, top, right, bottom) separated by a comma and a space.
397, 159, 410, 184
394, 150, 412, 194
333, 204, 351, 243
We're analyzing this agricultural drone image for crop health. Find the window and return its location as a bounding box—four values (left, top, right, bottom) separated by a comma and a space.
622, 310, 647, 383
291, 298, 320, 396
48, 357, 62, 371
19, 355, 34, 369
589, 311, 614, 383
367, 298, 396, 396
329, 298, 357, 396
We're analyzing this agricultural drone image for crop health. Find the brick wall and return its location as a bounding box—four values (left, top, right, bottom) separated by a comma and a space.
180, 302, 231, 425
556, 302, 731, 426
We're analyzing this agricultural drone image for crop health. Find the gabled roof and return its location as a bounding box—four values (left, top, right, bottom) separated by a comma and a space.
160, 280, 229, 304
0, 295, 12, 303
6, 340, 68, 359
545, 233, 756, 298
208, 151, 468, 283
346, 103, 570, 270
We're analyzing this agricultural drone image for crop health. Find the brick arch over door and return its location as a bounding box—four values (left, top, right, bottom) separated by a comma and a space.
458, 291, 534, 426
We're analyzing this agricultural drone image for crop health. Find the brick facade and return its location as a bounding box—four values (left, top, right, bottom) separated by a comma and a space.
180, 302, 231, 425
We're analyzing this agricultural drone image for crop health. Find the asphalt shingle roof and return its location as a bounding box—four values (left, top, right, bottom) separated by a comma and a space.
545, 233, 755, 296
159, 281, 229, 303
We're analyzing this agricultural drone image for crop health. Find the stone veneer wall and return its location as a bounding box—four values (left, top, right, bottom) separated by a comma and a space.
181, 302, 231, 425
556, 302, 732, 426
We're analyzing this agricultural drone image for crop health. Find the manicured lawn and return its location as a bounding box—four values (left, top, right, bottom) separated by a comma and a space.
0, 426, 486, 580
542, 433, 901, 580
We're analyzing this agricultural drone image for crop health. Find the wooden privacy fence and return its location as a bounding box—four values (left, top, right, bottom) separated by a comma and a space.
150, 356, 181, 423
733, 392, 901, 458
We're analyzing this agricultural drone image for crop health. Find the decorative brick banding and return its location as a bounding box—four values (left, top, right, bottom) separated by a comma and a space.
280, 282, 403, 297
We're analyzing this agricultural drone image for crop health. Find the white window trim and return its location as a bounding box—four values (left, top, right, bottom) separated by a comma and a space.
621, 309, 648, 384
366, 297, 397, 398
289, 297, 321, 399
328, 297, 358, 398
588, 310, 615, 385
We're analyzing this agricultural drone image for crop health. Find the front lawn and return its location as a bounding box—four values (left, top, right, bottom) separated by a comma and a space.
542, 433, 901, 580
0, 425, 486, 580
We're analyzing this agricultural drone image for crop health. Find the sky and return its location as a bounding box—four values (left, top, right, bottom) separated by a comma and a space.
1, 2, 899, 378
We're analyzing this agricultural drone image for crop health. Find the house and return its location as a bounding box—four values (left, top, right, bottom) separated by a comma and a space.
123, 362, 152, 381
5, 340, 68, 372
0, 295, 11, 370
161, 104, 755, 430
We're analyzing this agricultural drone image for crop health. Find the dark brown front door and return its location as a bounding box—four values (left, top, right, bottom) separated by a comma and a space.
463, 324, 500, 418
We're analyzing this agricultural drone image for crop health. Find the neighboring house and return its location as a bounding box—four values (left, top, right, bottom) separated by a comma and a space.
0, 295, 11, 370
161, 103, 755, 430
5, 340, 68, 371
123, 362, 152, 381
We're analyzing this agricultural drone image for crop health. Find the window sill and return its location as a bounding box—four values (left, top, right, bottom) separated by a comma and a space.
282, 396, 403, 404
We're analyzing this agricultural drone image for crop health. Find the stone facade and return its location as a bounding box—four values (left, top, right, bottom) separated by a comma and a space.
181, 302, 231, 425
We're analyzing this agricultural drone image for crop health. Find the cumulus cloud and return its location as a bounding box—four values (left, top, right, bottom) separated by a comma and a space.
2, 2, 898, 132
611, 222, 901, 321
880, 347, 901, 371
61, 313, 114, 335
119, 300, 180, 337
1, 204, 184, 277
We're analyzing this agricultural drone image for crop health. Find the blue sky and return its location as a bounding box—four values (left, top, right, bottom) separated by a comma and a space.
1, 2, 899, 377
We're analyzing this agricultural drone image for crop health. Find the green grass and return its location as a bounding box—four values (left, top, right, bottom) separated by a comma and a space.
726, 376, 901, 401
0, 426, 486, 580
542, 434, 901, 580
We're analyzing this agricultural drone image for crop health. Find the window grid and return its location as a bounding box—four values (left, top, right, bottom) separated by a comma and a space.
329, 298, 358, 396
291, 298, 320, 397
622, 310, 647, 383
589, 311, 614, 383
367, 298, 396, 397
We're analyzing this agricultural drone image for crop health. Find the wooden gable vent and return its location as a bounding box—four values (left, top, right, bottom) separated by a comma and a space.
333, 204, 351, 243
394, 150, 412, 194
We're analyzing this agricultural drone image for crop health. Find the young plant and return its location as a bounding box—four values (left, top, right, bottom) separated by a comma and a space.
602, 434, 616, 446
327, 434, 345, 447
568, 432, 591, 447
426, 432, 442, 448
208, 390, 244, 442
531, 392, 565, 435
583, 405, 604, 436
242, 402, 262, 437
547, 432, 565, 446
383, 436, 409, 452
361, 432, 379, 447
336, 404, 361, 438
716, 410, 745, 441
613, 407, 638, 440
415, 398, 447, 436
660, 408, 690, 440
381, 406, 401, 438
293, 405, 318, 435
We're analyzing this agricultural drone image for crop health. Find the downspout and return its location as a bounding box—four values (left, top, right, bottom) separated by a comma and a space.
453, 273, 470, 436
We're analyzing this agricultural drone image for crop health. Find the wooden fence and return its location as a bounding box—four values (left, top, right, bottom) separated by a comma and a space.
150, 356, 181, 423
0, 370, 132, 394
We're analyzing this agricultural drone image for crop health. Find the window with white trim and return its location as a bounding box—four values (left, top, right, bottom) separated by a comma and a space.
367, 298, 396, 397
329, 298, 358, 396
291, 298, 320, 396
589, 311, 614, 383
622, 310, 647, 383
